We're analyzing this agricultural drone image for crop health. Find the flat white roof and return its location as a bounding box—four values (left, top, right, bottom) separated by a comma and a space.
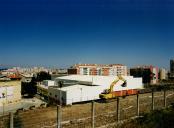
56, 75, 133, 80
55, 75, 135, 86
49, 84, 99, 91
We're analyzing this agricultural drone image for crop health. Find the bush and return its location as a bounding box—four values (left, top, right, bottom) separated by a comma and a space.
122, 108, 174, 128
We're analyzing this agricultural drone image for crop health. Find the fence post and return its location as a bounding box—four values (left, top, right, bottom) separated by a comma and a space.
116, 97, 120, 122
10, 112, 14, 128
164, 89, 166, 108
136, 93, 139, 116
151, 89, 154, 111
91, 101, 95, 128
57, 105, 61, 128
3, 102, 5, 116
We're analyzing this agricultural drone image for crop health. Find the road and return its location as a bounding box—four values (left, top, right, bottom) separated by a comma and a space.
0, 98, 46, 116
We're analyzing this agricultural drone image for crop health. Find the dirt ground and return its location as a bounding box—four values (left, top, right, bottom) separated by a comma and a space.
1, 90, 174, 128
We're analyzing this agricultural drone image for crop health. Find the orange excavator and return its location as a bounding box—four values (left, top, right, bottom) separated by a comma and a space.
99, 75, 138, 99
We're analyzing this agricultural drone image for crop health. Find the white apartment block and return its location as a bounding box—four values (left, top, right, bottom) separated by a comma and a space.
74, 64, 127, 76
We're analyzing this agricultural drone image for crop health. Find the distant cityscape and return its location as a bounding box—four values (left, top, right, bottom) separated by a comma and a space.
1, 59, 174, 84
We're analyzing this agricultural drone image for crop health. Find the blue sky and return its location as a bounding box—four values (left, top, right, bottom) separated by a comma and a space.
0, 0, 174, 68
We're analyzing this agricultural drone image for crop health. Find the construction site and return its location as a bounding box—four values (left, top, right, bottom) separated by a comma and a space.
0, 88, 174, 128
0, 74, 174, 128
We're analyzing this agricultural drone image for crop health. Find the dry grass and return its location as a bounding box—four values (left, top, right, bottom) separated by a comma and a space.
0, 90, 174, 128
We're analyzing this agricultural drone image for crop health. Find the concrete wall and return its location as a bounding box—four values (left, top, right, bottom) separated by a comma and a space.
49, 75, 143, 105
0, 81, 21, 106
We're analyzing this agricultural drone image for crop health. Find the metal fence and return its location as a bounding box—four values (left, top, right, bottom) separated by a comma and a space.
1, 88, 174, 128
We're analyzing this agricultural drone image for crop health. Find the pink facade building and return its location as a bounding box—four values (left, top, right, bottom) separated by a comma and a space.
72, 64, 127, 76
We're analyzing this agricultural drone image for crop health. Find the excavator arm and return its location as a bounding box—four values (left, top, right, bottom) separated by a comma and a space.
109, 75, 127, 92
109, 78, 120, 92
118, 75, 127, 87
99, 75, 127, 99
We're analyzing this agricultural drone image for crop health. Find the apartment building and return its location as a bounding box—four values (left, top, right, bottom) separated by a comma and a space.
71, 64, 127, 76
159, 68, 167, 80
130, 65, 158, 84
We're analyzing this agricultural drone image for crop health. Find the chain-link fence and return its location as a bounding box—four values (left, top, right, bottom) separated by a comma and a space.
1, 88, 174, 128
